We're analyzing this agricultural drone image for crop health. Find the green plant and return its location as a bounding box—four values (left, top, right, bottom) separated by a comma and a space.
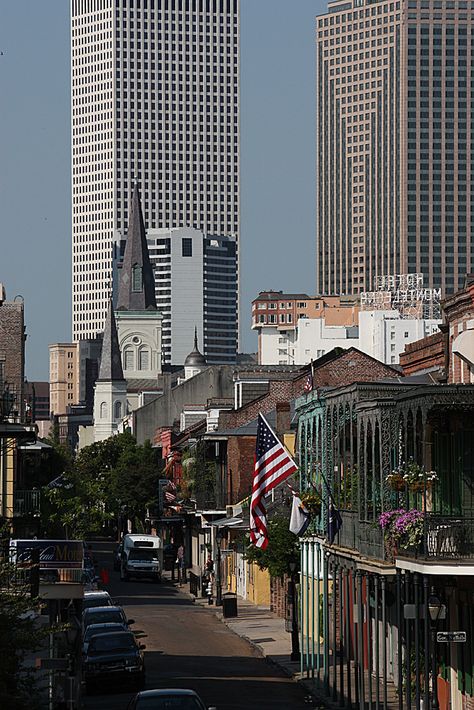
244, 516, 300, 578
300, 490, 322, 515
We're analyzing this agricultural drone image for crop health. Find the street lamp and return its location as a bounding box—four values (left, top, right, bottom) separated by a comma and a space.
428, 588, 443, 710
215, 528, 223, 606
289, 560, 301, 663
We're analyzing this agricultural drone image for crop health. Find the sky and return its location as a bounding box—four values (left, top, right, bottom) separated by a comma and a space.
0, 0, 324, 381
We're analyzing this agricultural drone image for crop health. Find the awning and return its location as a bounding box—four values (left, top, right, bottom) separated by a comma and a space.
18, 440, 52, 451
452, 328, 474, 366
210, 516, 244, 527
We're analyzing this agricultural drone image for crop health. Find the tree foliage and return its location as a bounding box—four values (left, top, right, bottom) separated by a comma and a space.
42, 433, 162, 538
0, 536, 57, 708
244, 515, 300, 578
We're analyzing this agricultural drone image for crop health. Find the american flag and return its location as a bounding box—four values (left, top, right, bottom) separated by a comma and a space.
164, 490, 177, 503
250, 413, 298, 550
303, 370, 313, 393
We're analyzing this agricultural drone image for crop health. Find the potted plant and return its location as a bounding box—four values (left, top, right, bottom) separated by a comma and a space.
387, 459, 438, 493
379, 508, 425, 560
300, 490, 322, 517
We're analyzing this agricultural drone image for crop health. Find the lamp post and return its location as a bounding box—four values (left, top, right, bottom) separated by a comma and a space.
215, 528, 223, 606
289, 560, 301, 663
65, 617, 81, 710
428, 588, 443, 710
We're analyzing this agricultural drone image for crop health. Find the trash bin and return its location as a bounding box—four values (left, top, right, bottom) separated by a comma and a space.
222, 592, 238, 618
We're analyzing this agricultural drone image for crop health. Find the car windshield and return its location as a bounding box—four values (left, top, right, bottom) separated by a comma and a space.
129, 549, 158, 561
89, 633, 136, 653
84, 625, 123, 642
85, 610, 123, 626
83, 597, 111, 610
136, 698, 203, 710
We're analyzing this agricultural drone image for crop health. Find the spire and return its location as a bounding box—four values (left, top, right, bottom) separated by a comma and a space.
98, 300, 125, 381
184, 327, 207, 368
117, 183, 157, 311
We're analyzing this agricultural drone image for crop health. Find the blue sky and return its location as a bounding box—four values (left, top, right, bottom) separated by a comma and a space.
0, 0, 324, 381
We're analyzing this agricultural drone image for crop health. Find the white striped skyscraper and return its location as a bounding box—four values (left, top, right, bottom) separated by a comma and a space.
71, 0, 239, 340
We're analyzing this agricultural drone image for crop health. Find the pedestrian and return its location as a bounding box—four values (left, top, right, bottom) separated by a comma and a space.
205, 554, 214, 576
176, 544, 185, 586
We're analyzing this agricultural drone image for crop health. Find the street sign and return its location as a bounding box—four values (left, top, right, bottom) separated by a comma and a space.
437, 631, 466, 643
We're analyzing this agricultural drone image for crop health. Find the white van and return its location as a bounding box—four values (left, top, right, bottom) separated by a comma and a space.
120, 534, 163, 582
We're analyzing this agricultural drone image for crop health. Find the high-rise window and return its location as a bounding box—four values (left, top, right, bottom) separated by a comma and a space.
182, 238, 193, 257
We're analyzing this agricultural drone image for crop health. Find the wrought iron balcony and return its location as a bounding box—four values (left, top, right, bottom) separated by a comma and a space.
13, 490, 41, 517
399, 513, 474, 561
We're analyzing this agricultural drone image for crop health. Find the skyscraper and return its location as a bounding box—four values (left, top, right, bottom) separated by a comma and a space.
71, 0, 240, 340
147, 226, 237, 365
316, 0, 474, 298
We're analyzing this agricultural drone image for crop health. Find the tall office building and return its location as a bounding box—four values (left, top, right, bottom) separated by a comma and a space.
71, 0, 240, 340
316, 0, 474, 297
147, 227, 237, 365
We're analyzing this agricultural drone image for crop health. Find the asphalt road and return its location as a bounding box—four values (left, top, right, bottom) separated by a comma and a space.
82, 541, 308, 710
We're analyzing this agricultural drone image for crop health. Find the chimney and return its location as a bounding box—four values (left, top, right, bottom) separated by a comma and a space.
275, 402, 291, 440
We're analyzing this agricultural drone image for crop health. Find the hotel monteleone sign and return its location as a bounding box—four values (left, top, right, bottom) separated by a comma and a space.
361, 273, 441, 319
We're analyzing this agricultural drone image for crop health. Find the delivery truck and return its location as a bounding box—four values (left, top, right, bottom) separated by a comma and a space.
120, 534, 162, 582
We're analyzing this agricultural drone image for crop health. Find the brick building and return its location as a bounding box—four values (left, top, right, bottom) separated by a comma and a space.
0, 284, 25, 419
400, 275, 474, 383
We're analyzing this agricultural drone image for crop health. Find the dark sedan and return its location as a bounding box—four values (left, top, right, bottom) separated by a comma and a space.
83, 631, 146, 694
127, 689, 216, 710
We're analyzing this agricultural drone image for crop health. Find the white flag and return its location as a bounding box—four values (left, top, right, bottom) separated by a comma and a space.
289, 495, 310, 536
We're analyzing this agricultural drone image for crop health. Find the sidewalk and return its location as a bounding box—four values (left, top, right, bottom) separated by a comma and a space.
177, 578, 328, 708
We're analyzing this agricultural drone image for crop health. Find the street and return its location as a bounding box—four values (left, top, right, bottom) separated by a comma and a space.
83, 542, 308, 710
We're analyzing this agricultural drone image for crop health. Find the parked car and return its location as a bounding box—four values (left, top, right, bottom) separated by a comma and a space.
83, 630, 145, 694
82, 621, 128, 654
127, 689, 216, 710
82, 590, 113, 611
82, 605, 134, 633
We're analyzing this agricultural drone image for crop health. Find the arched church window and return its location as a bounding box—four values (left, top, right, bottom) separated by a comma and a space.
114, 401, 122, 419
124, 347, 134, 370
100, 402, 108, 419
132, 264, 143, 292
138, 348, 150, 370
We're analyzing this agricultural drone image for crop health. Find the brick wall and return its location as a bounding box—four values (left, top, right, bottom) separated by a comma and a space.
226, 436, 255, 504
312, 348, 398, 387
0, 300, 25, 418
219, 379, 302, 430
220, 349, 398, 433
270, 574, 289, 618
399, 331, 445, 376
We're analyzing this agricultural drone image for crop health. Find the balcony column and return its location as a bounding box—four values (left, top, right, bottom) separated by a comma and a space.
404, 571, 412, 710
332, 558, 338, 702
366, 572, 373, 708
374, 575, 380, 709
381, 575, 388, 710
396, 569, 403, 710
338, 565, 345, 706
356, 570, 365, 706
344, 568, 352, 708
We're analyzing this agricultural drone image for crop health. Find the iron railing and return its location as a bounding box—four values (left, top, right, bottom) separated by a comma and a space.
13, 490, 41, 517
403, 514, 474, 560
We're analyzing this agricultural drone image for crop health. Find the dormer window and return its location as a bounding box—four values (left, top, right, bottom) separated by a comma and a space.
132, 264, 143, 292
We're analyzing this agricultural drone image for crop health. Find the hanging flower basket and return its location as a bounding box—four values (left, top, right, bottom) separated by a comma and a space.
386, 473, 406, 491
300, 491, 322, 516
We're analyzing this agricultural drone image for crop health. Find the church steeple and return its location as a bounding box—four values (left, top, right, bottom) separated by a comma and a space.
98, 300, 125, 382
117, 183, 157, 311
